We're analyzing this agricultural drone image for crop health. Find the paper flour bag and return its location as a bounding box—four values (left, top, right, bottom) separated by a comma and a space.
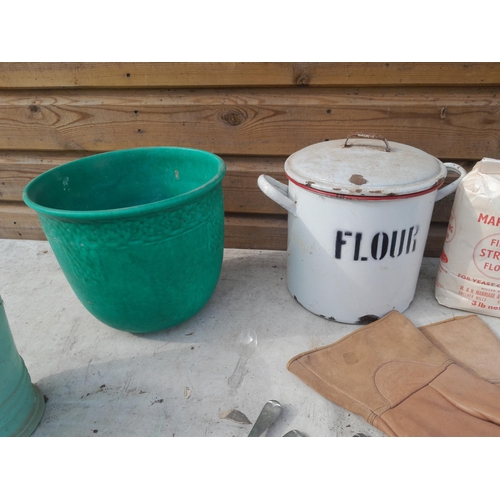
436, 158, 500, 316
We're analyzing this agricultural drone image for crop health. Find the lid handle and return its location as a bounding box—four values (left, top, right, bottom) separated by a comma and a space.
343, 133, 391, 152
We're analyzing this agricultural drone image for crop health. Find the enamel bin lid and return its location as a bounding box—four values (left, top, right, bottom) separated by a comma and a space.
284, 134, 448, 198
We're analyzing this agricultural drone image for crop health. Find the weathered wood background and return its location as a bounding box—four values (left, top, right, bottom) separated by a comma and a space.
1, 62, 499, 256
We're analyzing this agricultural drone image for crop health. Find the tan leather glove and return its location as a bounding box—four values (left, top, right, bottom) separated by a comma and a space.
287, 311, 500, 436
419, 314, 500, 385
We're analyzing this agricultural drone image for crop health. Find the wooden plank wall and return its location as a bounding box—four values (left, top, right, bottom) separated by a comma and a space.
1, 62, 499, 256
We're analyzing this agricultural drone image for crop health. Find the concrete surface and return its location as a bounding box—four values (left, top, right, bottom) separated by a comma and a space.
2, 238, 500, 437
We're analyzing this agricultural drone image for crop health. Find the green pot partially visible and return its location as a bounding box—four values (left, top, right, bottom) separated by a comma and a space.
23, 147, 226, 333
0, 297, 45, 436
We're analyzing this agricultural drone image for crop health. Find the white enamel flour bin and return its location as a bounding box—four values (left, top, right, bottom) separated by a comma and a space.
258, 134, 466, 324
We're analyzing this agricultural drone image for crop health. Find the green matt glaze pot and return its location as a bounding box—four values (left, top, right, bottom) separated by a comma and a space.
23, 147, 226, 333
0, 297, 45, 436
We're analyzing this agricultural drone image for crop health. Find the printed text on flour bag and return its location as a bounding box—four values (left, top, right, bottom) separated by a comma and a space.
335, 226, 419, 261
474, 214, 500, 278
440, 213, 500, 312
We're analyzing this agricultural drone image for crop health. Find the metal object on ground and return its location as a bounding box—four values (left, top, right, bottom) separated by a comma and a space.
283, 430, 304, 437
248, 400, 282, 437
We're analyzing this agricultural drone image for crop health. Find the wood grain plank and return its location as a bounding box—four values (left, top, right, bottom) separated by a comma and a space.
224, 214, 288, 250
0, 151, 471, 221
225, 215, 448, 257
0, 204, 291, 249
0, 202, 449, 257
223, 156, 288, 214
426, 224, 447, 258
1, 63, 499, 88
0, 152, 288, 212
0, 151, 90, 201
0, 202, 44, 240
0, 87, 498, 158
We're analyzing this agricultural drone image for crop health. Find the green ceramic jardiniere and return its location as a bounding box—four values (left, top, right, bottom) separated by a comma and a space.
23, 147, 226, 333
